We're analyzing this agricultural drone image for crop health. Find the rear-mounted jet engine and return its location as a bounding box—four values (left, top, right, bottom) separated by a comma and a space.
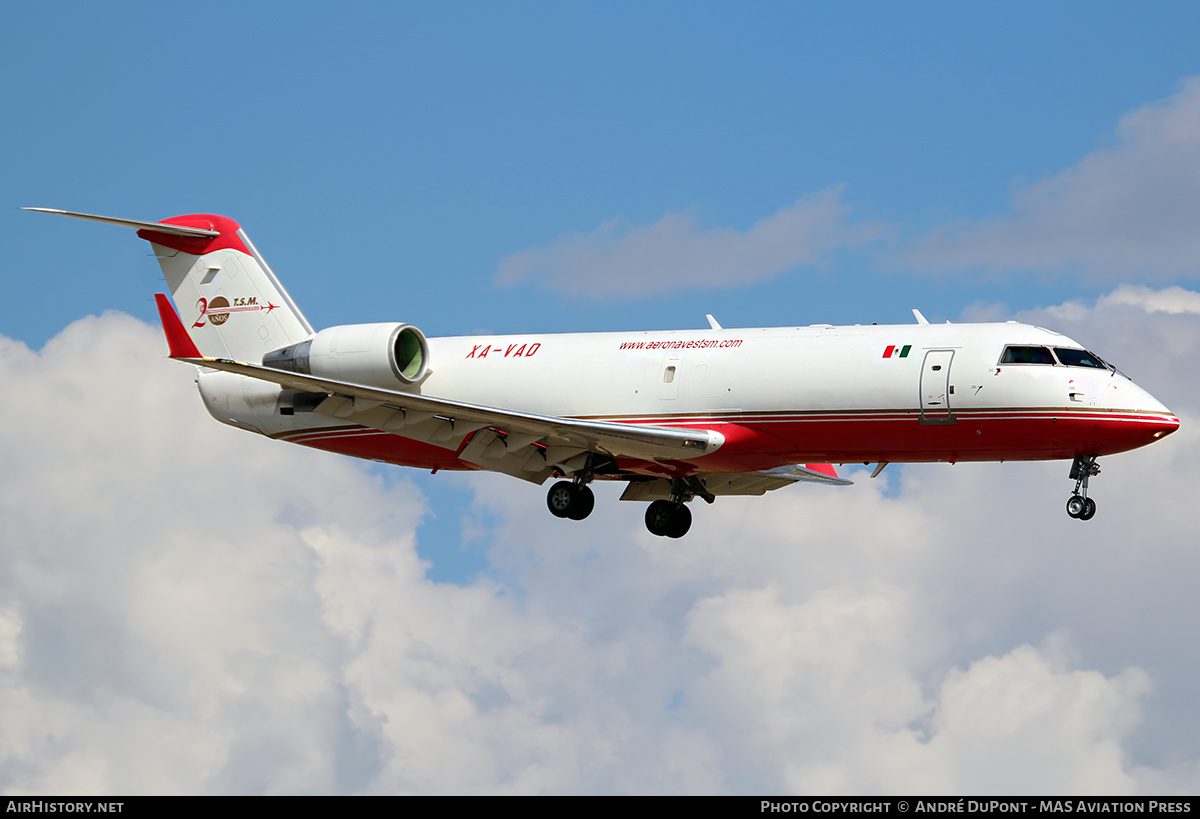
263, 323, 430, 388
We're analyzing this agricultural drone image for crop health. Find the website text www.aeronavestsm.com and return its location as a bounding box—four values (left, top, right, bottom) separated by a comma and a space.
618, 338, 743, 351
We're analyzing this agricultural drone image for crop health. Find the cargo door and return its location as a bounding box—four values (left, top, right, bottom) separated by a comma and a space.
919, 349, 957, 425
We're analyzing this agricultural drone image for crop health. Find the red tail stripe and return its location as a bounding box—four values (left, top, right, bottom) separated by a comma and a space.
137, 214, 250, 256
154, 294, 202, 359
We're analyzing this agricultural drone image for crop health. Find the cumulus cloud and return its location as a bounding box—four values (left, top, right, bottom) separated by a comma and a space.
494, 187, 884, 298
0, 314, 423, 794
903, 78, 1200, 280
2, 296, 1199, 794
1098, 284, 1200, 315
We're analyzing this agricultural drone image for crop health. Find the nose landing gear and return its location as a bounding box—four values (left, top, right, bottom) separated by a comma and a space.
1066, 455, 1100, 521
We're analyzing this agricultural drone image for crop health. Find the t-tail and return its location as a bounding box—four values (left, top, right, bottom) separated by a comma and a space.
23, 208, 313, 360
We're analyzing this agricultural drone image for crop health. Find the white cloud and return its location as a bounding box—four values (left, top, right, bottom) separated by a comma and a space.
903, 78, 1200, 280
1098, 284, 1200, 315
494, 187, 884, 298
2, 294, 1199, 794
920, 646, 1148, 794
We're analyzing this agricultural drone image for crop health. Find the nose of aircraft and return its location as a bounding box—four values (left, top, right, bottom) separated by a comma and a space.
1091, 372, 1180, 451
1131, 382, 1180, 441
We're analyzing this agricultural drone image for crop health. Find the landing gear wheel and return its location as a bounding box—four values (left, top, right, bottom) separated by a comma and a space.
645, 500, 692, 538
1066, 456, 1102, 522
547, 481, 595, 521
568, 485, 595, 521
666, 504, 691, 538
547, 481, 577, 519
645, 500, 674, 537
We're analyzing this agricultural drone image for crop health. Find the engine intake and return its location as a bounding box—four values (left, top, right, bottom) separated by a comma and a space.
263, 322, 430, 388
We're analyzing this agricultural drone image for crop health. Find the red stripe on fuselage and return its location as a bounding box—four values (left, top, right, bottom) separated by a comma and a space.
267, 409, 1179, 477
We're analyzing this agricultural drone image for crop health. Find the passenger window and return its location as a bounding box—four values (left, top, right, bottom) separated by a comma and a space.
1054, 348, 1107, 369
1000, 345, 1055, 365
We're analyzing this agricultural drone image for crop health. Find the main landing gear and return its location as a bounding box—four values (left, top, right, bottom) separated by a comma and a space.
1065, 455, 1100, 521
645, 500, 691, 538
644, 477, 714, 539
546, 454, 598, 521
545, 468, 714, 539
546, 480, 595, 521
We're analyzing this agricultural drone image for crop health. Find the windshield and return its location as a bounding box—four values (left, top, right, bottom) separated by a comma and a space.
1053, 348, 1107, 369
1000, 344, 1129, 378
1000, 345, 1055, 364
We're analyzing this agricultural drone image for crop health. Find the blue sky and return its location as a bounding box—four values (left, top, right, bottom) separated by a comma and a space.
7, 3, 1200, 339
4, 2, 1200, 794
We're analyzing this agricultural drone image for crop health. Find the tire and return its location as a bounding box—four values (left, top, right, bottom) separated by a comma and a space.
568, 485, 595, 521
1066, 496, 1085, 518
547, 481, 577, 518
666, 504, 692, 538
645, 500, 674, 536
1080, 498, 1097, 521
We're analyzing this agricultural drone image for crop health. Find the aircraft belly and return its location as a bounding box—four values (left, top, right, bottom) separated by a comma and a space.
278, 426, 470, 471
254, 403, 1176, 477
729, 409, 1178, 463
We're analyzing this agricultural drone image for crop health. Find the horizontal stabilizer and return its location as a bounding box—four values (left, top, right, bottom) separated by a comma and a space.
22, 207, 219, 238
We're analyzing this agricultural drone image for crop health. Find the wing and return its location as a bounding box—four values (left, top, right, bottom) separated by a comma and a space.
155, 296, 723, 483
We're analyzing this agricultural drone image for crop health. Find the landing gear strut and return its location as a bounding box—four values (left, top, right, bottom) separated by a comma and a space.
1066, 455, 1099, 521
644, 477, 713, 538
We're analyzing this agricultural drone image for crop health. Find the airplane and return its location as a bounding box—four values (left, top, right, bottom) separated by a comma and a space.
25, 207, 1180, 536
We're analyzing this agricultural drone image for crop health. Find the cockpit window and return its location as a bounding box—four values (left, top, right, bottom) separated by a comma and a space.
1053, 348, 1107, 369
1000, 345, 1055, 365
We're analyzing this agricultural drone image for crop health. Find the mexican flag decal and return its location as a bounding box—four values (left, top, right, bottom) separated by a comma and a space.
882, 345, 912, 358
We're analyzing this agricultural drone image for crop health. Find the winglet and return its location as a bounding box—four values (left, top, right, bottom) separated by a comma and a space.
763, 463, 854, 486
154, 293, 202, 358
804, 463, 849, 482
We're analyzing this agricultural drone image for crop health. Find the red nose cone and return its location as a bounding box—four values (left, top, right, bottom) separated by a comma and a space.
1153, 415, 1181, 441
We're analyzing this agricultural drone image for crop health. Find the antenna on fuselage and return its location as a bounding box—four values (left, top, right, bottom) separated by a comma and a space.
912, 309, 930, 325
706, 314, 722, 330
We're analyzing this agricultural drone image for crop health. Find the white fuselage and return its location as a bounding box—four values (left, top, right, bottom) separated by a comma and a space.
201, 318, 1177, 475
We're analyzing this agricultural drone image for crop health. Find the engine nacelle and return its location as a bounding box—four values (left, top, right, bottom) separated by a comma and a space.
262, 322, 431, 388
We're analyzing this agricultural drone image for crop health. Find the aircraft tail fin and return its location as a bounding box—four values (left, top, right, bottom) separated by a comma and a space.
24, 208, 314, 360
